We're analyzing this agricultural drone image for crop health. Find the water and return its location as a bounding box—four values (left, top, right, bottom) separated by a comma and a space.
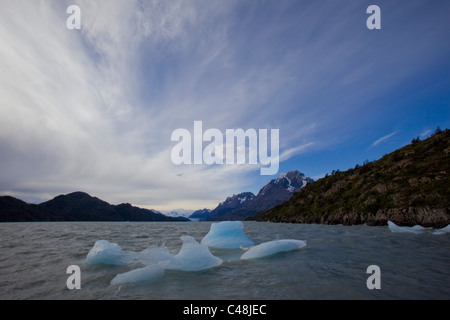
0, 221, 449, 300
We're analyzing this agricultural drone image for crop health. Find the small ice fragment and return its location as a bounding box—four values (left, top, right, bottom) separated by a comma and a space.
110, 261, 168, 286
167, 235, 223, 271
387, 221, 424, 234
410, 225, 427, 231
86, 240, 131, 266
201, 221, 255, 249
433, 225, 450, 235
240, 239, 307, 260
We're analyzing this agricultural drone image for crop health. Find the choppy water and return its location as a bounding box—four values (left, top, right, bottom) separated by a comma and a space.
0, 221, 449, 300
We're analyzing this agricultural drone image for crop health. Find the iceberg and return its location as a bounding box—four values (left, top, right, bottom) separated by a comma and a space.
240, 239, 307, 260
110, 261, 168, 286
133, 246, 174, 265
201, 221, 255, 249
86, 236, 223, 273
166, 236, 223, 271
387, 221, 425, 234
433, 225, 450, 235
87, 222, 309, 286
86, 240, 131, 266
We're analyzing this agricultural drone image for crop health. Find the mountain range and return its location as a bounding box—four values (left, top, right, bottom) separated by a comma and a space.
2, 129, 448, 226
0, 171, 313, 223
253, 128, 450, 228
0, 192, 187, 222
194, 171, 313, 221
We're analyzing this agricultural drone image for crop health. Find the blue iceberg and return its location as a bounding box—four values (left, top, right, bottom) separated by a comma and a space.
86, 240, 131, 266
240, 239, 307, 260
387, 221, 426, 234
87, 236, 223, 281
166, 236, 223, 271
201, 221, 255, 249
87, 221, 308, 286
110, 261, 168, 285
433, 225, 450, 235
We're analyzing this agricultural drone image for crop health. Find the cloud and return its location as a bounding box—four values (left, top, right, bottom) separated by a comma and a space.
419, 129, 433, 140
279, 143, 315, 162
0, 1, 160, 203
1, 0, 449, 210
370, 131, 399, 148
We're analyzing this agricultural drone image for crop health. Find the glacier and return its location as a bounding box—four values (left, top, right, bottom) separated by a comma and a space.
240, 239, 307, 260
201, 221, 255, 249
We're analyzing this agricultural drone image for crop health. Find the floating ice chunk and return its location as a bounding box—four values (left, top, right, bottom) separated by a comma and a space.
110, 261, 168, 286
240, 239, 307, 260
387, 221, 425, 234
167, 236, 223, 271
134, 246, 174, 265
433, 225, 450, 235
86, 240, 131, 265
201, 221, 255, 249
86, 240, 175, 266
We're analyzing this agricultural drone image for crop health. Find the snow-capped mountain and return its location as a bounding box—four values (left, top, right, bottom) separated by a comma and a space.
205, 171, 313, 221
206, 192, 256, 220
163, 209, 194, 219
257, 171, 313, 199
219, 192, 256, 207
189, 208, 212, 220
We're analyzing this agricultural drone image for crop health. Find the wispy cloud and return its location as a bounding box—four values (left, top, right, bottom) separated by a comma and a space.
1, 0, 449, 210
279, 143, 315, 162
370, 131, 399, 148
419, 129, 433, 140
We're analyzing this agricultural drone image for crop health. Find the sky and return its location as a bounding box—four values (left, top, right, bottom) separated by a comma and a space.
0, 0, 449, 212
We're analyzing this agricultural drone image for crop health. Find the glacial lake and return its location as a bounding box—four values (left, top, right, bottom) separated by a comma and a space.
0, 221, 449, 300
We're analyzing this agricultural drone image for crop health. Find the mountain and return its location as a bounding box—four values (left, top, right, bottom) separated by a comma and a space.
189, 208, 212, 220
206, 192, 256, 221
204, 171, 313, 221
0, 191, 187, 222
247, 171, 313, 211
253, 129, 450, 228
164, 209, 193, 219
0, 196, 62, 222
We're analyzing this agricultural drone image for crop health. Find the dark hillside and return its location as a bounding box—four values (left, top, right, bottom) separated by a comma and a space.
253, 129, 450, 228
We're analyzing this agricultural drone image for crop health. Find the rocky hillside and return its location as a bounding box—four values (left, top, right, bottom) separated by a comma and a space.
253, 129, 450, 228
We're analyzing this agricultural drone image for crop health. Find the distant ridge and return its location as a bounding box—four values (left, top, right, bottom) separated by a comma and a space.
253, 129, 450, 228
0, 191, 187, 222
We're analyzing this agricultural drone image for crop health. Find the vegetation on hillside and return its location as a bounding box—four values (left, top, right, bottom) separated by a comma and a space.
253, 128, 449, 227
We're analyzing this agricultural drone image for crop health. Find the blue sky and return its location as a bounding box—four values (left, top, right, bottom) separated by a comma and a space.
0, 0, 449, 211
